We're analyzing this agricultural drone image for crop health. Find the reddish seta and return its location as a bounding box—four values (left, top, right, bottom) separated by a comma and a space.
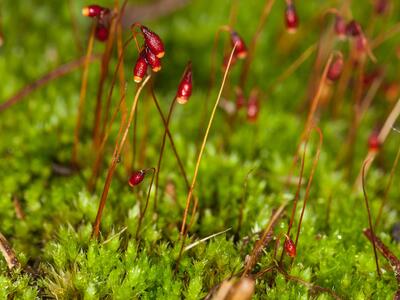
327, 53, 344, 82
247, 90, 259, 122
285, 1, 299, 33
284, 236, 297, 257
140, 26, 165, 58
176, 62, 193, 104
128, 170, 146, 187
133, 54, 148, 83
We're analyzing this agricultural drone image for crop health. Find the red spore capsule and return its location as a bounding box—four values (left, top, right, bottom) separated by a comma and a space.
368, 132, 381, 152
346, 20, 362, 37
95, 24, 109, 42
176, 63, 193, 104
128, 170, 146, 187
355, 34, 367, 54
140, 26, 165, 58
375, 0, 389, 15
285, 2, 299, 33
230, 31, 248, 59
247, 91, 259, 122
327, 54, 343, 82
235, 87, 246, 110
82, 5, 108, 18
334, 15, 346, 40
133, 54, 148, 83
144, 47, 161, 72
284, 236, 296, 257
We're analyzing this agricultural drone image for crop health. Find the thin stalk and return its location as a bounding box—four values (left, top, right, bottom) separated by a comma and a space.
294, 127, 323, 247
175, 45, 237, 272
72, 24, 96, 166
375, 145, 400, 229
88, 37, 133, 192
135, 167, 156, 241
361, 159, 381, 277
92, 9, 119, 148
179, 45, 237, 237
242, 201, 287, 277
154, 99, 176, 211
92, 75, 151, 238
354, 98, 400, 189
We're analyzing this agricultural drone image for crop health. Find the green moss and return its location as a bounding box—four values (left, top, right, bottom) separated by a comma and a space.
1, 0, 400, 298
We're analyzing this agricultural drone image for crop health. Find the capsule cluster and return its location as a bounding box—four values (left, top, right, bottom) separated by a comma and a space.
82, 4, 111, 42
333, 17, 370, 59
133, 26, 165, 83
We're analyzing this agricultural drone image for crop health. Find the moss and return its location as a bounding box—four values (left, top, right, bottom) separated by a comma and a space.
1, 0, 400, 299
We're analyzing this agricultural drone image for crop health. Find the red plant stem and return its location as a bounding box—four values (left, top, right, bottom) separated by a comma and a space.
294, 127, 323, 247
278, 130, 309, 264
88, 37, 133, 192
135, 167, 156, 241
0, 55, 99, 112
154, 99, 176, 211
363, 228, 400, 280
285, 53, 333, 189
242, 201, 287, 276
72, 24, 96, 165
361, 159, 381, 277
150, 89, 191, 202
92, 75, 151, 238
375, 145, 400, 229
92, 10, 118, 149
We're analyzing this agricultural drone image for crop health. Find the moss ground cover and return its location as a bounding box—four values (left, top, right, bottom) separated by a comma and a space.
1, 0, 400, 299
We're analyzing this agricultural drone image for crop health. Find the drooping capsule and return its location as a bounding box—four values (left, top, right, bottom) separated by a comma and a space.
374, 0, 389, 15
327, 53, 344, 82
346, 20, 362, 37
334, 15, 347, 40
95, 24, 109, 42
235, 87, 246, 110
133, 54, 148, 83
230, 31, 248, 59
82, 5, 109, 18
285, 1, 299, 33
247, 90, 259, 122
128, 170, 146, 187
368, 131, 381, 152
176, 63, 193, 104
284, 236, 297, 257
144, 47, 161, 72
140, 26, 165, 58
